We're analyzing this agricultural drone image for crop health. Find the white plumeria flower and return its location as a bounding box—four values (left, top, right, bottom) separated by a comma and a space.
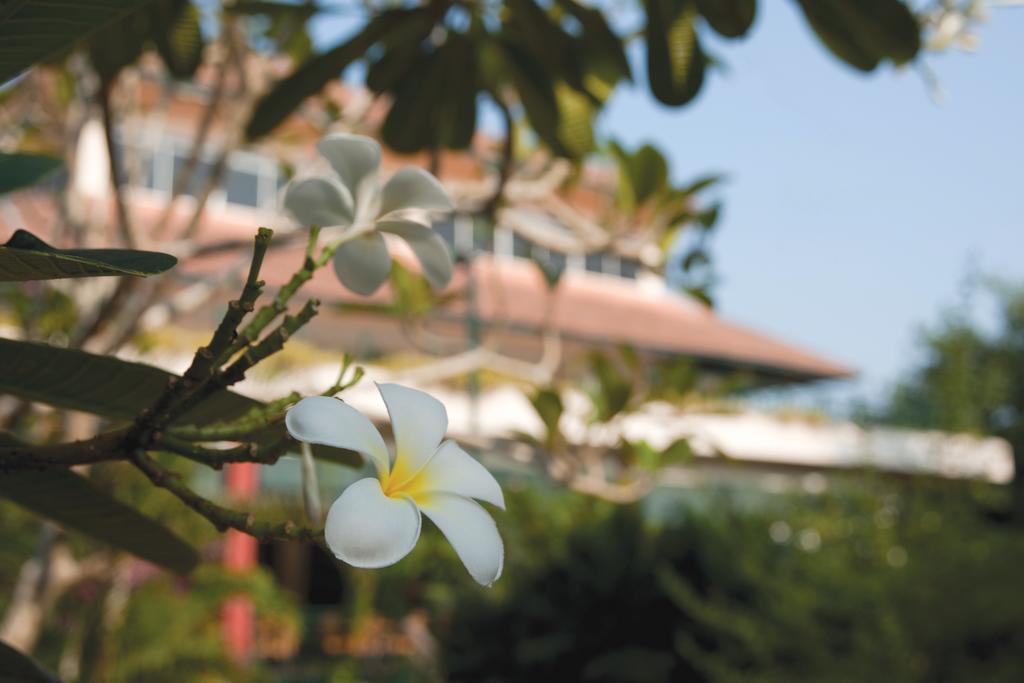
284, 133, 455, 296
285, 383, 505, 586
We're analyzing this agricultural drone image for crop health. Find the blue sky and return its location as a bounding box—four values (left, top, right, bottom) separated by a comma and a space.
314, 4, 1024, 408
600, 5, 1024, 408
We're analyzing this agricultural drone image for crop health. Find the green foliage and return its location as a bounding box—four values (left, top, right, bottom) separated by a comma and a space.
589, 352, 634, 421
246, 8, 418, 140
88, 0, 206, 82
793, 0, 920, 71
696, 0, 757, 39
530, 387, 564, 451
440, 483, 1024, 683
0, 639, 60, 683
241, 0, 920, 157
645, 0, 706, 107
380, 30, 479, 154
0, 229, 177, 282
872, 281, 1024, 520
0, 337, 255, 424
0, 0, 151, 85
0, 465, 199, 575
0, 153, 62, 196
108, 566, 298, 683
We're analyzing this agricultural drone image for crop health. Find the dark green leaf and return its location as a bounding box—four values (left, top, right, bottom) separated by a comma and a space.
531, 251, 566, 290
0, 229, 176, 281
88, 6, 151, 82
490, 39, 563, 155
505, 0, 586, 94
696, 0, 757, 39
0, 0, 152, 85
630, 144, 670, 206
556, 0, 631, 94
365, 11, 435, 93
246, 9, 416, 140
645, 0, 706, 106
530, 387, 564, 450
0, 338, 253, 423
0, 153, 63, 195
381, 32, 478, 153
0, 466, 199, 574
793, 0, 920, 71
0, 339, 358, 466
152, 0, 204, 79
0, 639, 61, 683
697, 202, 721, 229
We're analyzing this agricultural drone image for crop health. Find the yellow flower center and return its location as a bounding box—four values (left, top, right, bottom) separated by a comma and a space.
379, 452, 432, 504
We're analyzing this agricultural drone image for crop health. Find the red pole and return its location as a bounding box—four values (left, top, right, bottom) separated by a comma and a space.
222, 462, 259, 661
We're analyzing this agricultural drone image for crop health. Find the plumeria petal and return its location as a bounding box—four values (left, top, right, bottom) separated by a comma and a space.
284, 176, 354, 228
379, 166, 454, 217
332, 232, 392, 296
317, 134, 381, 221
378, 383, 448, 484
416, 441, 505, 509
324, 478, 421, 568
377, 219, 454, 290
285, 396, 389, 476
418, 493, 504, 586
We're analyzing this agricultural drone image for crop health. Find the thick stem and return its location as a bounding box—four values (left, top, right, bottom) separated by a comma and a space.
0, 430, 129, 470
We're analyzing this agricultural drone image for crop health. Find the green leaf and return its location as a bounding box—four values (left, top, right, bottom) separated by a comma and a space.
490, 38, 563, 155
152, 0, 205, 79
553, 82, 595, 160
0, 0, 151, 85
245, 9, 415, 140
645, 0, 706, 106
531, 251, 566, 290
697, 202, 721, 229
590, 353, 633, 421
696, 0, 757, 39
556, 0, 631, 94
505, 0, 587, 95
0, 467, 199, 575
630, 145, 670, 206
381, 31, 478, 153
365, 11, 435, 94
793, 0, 920, 71
0, 229, 176, 282
530, 387, 564, 450
0, 338, 253, 423
681, 173, 724, 195
0, 153, 63, 195
0, 339, 358, 466
0, 639, 61, 683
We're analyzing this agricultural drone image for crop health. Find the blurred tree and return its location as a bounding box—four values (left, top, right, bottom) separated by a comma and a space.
872, 282, 1024, 524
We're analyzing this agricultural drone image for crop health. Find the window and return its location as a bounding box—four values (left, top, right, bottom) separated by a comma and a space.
513, 233, 533, 259
225, 167, 259, 207
602, 254, 621, 277
172, 153, 213, 197
620, 258, 641, 280
585, 252, 603, 273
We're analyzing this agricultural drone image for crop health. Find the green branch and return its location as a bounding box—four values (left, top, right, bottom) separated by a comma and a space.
132, 451, 325, 546
223, 228, 348, 360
